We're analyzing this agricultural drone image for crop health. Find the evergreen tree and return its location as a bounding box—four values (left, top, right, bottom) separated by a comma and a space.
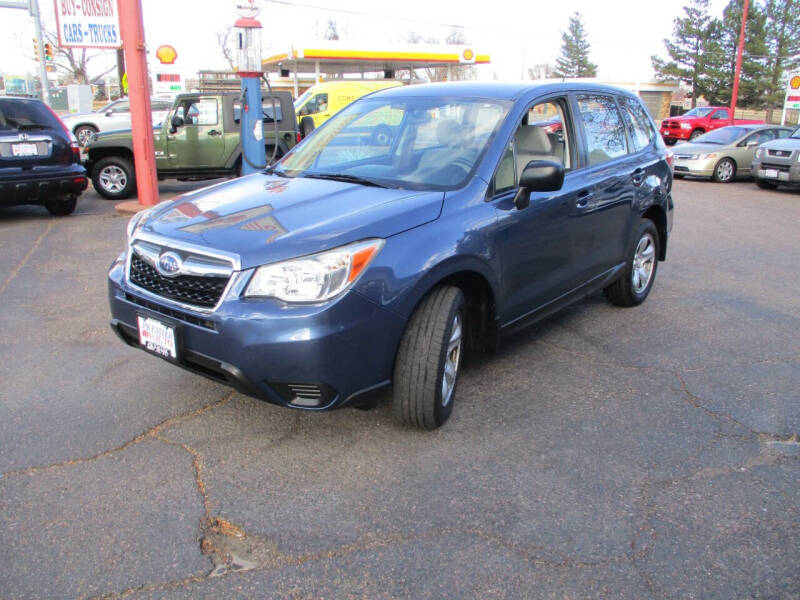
553, 13, 598, 79
764, 0, 800, 106
652, 0, 722, 107
704, 0, 769, 107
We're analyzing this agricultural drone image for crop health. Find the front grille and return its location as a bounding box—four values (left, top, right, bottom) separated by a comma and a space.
129, 255, 230, 308
669, 122, 680, 129
124, 292, 217, 329
760, 162, 791, 173
768, 149, 793, 158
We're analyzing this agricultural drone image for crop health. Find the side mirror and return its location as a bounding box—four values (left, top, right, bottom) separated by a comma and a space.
169, 114, 184, 133
746, 140, 760, 147
104, 110, 113, 117
299, 116, 315, 139
514, 160, 565, 210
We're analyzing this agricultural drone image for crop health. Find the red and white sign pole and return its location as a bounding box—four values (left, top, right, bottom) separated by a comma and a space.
118, 0, 158, 207
729, 0, 749, 126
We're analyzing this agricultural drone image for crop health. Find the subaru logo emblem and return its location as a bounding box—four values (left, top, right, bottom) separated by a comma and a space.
157, 251, 182, 277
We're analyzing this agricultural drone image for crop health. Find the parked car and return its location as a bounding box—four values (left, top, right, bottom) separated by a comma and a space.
660, 106, 763, 145
295, 80, 403, 136
671, 124, 793, 182
85, 91, 297, 199
61, 97, 173, 146
751, 126, 800, 189
0, 96, 87, 215
108, 82, 673, 429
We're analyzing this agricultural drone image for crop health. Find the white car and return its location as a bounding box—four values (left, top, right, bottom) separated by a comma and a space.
61, 98, 173, 146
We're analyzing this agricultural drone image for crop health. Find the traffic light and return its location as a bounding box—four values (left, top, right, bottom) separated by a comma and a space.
33, 38, 39, 61
44, 43, 53, 62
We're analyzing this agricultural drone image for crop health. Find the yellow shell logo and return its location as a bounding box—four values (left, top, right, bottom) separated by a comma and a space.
155, 45, 178, 65
463, 49, 474, 61
791, 75, 800, 90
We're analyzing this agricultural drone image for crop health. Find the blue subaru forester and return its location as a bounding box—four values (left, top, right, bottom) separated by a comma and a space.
109, 82, 673, 429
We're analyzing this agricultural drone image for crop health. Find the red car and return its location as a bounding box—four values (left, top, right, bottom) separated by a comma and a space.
660, 106, 763, 145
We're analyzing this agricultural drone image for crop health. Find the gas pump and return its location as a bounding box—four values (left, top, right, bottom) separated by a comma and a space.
234, 6, 266, 175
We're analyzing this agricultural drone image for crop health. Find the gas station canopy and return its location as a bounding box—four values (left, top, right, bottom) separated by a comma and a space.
262, 42, 491, 76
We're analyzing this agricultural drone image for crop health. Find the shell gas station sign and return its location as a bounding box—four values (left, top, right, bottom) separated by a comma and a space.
785, 73, 800, 110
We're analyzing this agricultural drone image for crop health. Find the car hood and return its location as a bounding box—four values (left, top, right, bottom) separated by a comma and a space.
139, 173, 444, 269
759, 137, 800, 151
672, 142, 730, 154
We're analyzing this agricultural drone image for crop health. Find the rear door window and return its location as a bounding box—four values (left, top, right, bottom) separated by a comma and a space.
576, 95, 628, 166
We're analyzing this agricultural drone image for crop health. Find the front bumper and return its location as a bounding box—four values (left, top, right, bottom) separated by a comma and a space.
0, 165, 88, 205
660, 127, 691, 142
108, 257, 407, 410
671, 157, 715, 178
751, 160, 800, 185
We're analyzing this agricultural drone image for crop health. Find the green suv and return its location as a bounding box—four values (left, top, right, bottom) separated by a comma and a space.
85, 91, 297, 199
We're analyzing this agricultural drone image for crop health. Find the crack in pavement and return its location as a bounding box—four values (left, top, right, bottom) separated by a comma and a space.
0, 393, 234, 480
0, 219, 55, 298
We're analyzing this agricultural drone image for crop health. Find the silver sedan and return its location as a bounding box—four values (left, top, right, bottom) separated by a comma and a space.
671, 124, 793, 183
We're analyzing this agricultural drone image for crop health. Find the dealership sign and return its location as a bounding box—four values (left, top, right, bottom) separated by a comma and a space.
785, 73, 800, 110
54, 0, 121, 48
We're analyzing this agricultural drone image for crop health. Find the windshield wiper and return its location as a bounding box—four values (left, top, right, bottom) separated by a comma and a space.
264, 165, 289, 177
301, 172, 389, 188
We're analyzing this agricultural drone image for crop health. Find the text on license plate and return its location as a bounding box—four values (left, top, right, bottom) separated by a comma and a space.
12, 143, 39, 157
764, 169, 779, 178
137, 315, 177, 359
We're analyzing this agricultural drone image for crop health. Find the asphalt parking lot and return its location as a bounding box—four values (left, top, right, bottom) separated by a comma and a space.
1, 178, 798, 599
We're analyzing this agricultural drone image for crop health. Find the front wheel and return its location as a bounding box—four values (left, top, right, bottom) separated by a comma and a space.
689, 129, 704, 141
92, 156, 136, 200
712, 158, 736, 183
664, 138, 677, 146
393, 286, 465, 429
605, 220, 659, 307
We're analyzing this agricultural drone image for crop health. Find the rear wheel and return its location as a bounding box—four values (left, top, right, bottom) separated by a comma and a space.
393, 286, 465, 429
712, 158, 736, 183
755, 178, 779, 190
92, 156, 136, 200
74, 124, 97, 146
45, 195, 77, 216
605, 220, 659, 307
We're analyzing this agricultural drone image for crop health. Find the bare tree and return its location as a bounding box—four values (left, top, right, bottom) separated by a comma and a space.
41, 28, 102, 84
216, 26, 236, 71
527, 63, 555, 80
324, 19, 340, 41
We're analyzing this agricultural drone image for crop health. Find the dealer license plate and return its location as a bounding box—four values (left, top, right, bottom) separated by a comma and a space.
12, 143, 39, 157
137, 315, 177, 359
764, 169, 779, 179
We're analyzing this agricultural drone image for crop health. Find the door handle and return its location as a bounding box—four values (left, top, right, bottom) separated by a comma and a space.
208, 130, 222, 136
576, 190, 593, 208
631, 168, 645, 186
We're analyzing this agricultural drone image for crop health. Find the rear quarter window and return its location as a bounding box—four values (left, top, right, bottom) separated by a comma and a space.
620, 98, 656, 153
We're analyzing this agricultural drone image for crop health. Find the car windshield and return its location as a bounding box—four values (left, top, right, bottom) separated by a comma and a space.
791, 127, 800, 139
692, 127, 746, 145
275, 96, 511, 190
293, 90, 312, 111
0, 99, 60, 131
683, 107, 714, 118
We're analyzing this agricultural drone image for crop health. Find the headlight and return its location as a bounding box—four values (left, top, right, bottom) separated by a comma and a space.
680, 122, 692, 129
126, 207, 154, 243
244, 239, 384, 303
755, 148, 763, 159
689, 153, 716, 160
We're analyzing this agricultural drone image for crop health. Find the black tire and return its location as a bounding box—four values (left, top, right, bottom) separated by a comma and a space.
755, 178, 779, 190
712, 158, 736, 183
604, 219, 660, 307
92, 156, 136, 200
300, 116, 315, 139
393, 286, 466, 429
673, 173, 684, 179
689, 129, 704, 141
664, 138, 677, 146
74, 124, 97, 146
45, 195, 77, 216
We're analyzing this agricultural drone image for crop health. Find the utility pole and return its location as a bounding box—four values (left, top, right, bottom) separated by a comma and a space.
729, 0, 749, 124
0, 0, 51, 104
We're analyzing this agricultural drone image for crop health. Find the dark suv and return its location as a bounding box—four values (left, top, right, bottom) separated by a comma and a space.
0, 97, 87, 215
108, 82, 673, 429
